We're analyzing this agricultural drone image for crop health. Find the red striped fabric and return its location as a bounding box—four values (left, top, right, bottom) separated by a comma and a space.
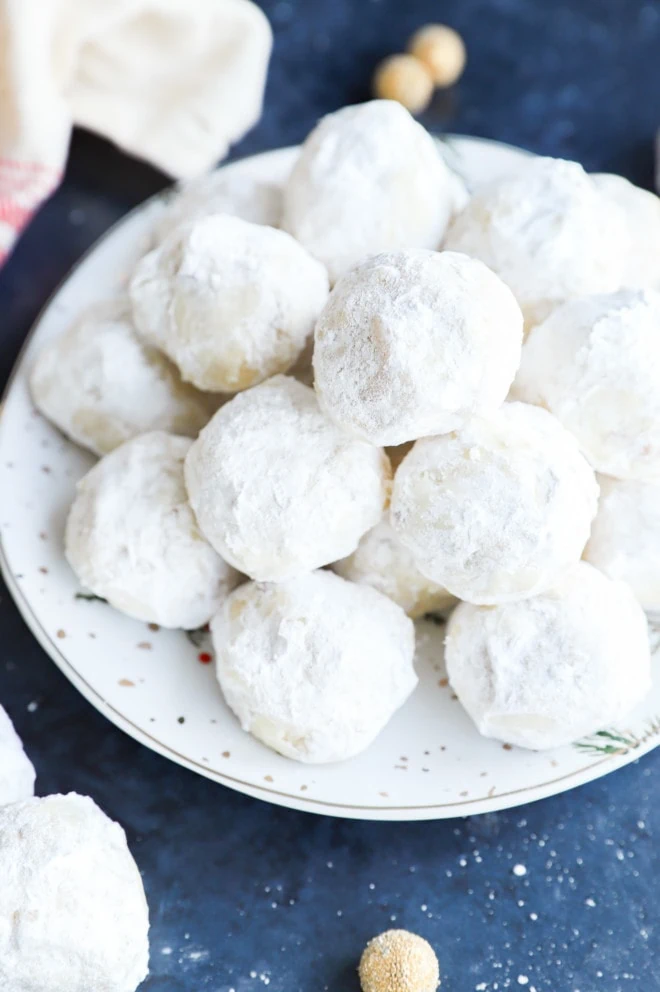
0, 159, 61, 262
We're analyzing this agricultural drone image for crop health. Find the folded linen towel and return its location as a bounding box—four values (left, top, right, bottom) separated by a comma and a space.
0, 0, 272, 263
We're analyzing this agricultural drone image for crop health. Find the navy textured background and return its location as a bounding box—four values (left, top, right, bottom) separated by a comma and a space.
2, 2, 660, 989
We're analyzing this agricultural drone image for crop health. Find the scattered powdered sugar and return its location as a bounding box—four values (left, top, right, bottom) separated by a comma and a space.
30, 299, 212, 456
313, 250, 523, 446
153, 172, 283, 244
184, 376, 391, 581
0, 793, 149, 992
129, 214, 328, 393
66, 431, 240, 628
445, 561, 651, 750
513, 288, 660, 481
332, 517, 456, 619
445, 157, 627, 328
391, 402, 599, 604
584, 474, 660, 616
282, 100, 455, 283
211, 569, 416, 763
0, 704, 35, 806
148, 800, 651, 989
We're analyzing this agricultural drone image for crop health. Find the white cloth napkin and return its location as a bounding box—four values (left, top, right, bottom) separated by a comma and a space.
0, 0, 272, 263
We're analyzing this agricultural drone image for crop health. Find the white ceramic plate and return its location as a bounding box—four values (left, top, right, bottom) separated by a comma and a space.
2, 137, 659, 821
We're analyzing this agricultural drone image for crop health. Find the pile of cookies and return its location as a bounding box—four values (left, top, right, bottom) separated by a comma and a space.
31, 99, 660, 760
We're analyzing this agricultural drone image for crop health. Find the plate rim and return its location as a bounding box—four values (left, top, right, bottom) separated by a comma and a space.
0, 553, 633, 820
1, 135, 655, 821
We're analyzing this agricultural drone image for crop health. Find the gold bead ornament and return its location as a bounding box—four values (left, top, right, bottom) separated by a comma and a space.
373, 24, 466, 114
358, 929, 441, 992
408, 24, 466, 88
373, 54, 435, 114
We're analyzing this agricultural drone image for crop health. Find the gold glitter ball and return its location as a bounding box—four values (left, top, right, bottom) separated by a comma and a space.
359, 929, 440, 992
408, 24, 466, 88
372, 54, 434, 115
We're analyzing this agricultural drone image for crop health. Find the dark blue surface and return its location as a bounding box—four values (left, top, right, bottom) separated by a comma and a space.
2, 2, 660, 989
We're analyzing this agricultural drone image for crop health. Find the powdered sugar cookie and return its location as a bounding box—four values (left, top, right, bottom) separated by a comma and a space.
212, 570, 416, 763
66, 432, 239, 628
0, 793, 149, 992
154, 171, 283, 243
185, 376, 391, 581
333, 519, 455, 618
391, 402, 598, 604
30, 300, 212, 456
282, 100, 455, 283
513, 289, 660, 481
445, 157, 627, 328
593, 173, 660, 291
130, 214, 329, 392
313, 250, 523, 446
0, 705, 35, 806
445, 562, 650, 750
585, 475, 660, 616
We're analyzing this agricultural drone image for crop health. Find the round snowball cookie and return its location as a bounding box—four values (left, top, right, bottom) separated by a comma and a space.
444, 157, 627, 328
585, 475, 660, 616
211, 570, 417, 763
391, 402, 599, 604
593, 173, 660, 291
153, 171, 283, 244
313, 250, 523, 446
185, 376, 391, 581
333, 519, 456, 619
282, 100, 455, 284
445, 561, 651, 750
129, 213, 329, 393
513, 288, 660, 481
0, 705, 35, 806
0, 793, 149, 992
30, 300, 212, 456
66, 431, 240, 628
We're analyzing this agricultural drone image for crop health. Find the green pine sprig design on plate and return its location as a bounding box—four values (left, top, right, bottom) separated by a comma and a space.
575, 719, 660, 756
